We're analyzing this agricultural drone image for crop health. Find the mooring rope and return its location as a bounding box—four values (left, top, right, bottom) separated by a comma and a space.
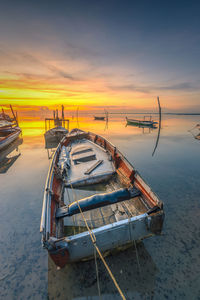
94, 245, 102, 300
113, 186, 142, 278
69, 182, 126, 300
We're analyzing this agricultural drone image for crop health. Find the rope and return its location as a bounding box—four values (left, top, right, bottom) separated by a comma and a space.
112, 184, 142, 278
94, 245, 102, 299
69, 181, 126, 300
133, 239, 142, 277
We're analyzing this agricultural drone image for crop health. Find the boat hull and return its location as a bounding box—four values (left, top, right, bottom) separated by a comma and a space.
0, 128, 21, 151
94, 116, 105, 120
126, 118, 156, 127
49, 210, 163, 267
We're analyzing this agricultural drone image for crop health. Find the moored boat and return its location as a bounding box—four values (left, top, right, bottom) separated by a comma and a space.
126, 117, 157, 127
44, 126, 69, 143
94, 116, 105, 121
0, 127, 22, 151
40, 129, 164, 268
0, 137, 23, 173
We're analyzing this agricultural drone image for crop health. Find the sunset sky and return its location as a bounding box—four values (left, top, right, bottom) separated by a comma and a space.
0, 0, 200, 114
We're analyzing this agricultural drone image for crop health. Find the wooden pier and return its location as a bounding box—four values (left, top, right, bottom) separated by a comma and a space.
45, 105, 70, 132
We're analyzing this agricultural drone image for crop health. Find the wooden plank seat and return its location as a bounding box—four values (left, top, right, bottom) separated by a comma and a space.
56, 187, 141, 218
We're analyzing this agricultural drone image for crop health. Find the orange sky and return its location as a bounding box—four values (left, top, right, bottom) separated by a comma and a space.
1, 1, 200, 115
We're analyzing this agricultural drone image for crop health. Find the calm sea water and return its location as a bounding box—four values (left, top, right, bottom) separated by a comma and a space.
0, 114, 200, 300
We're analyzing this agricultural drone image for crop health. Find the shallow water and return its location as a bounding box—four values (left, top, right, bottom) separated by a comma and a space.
0, 114, 200, 299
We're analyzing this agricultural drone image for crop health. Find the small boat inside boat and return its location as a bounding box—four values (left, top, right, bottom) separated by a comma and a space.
41, 129, 164, 268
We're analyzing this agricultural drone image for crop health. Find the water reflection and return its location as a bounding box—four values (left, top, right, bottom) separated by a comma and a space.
0, 137, 23, 173
188, 123, 200, 141
44, 134, 61, 159
125, 122, 157, 134
1, 114, 200, 299
48, 242, 157, 299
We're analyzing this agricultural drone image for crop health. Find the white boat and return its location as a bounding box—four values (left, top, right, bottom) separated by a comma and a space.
40, 129, 164, 268
126, 117, 157, 127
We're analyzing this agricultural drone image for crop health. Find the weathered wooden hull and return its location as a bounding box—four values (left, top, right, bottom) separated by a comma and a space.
0, 128, 21, 151
41, 129, 164, 268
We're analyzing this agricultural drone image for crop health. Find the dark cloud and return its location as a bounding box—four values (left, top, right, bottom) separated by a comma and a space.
108, 81, 200, 93
108, 84, 150, 93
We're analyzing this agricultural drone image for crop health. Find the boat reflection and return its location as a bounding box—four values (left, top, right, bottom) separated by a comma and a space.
195, 133, 200, 140
188, 123, 200, 141
48, 242, 157, 299
0, 137, 23, 173
125, 120, 157, 134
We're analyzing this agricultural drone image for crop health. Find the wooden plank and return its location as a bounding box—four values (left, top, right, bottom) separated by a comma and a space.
84, 160, 103, 175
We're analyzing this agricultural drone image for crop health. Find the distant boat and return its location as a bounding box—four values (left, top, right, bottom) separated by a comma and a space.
44, 126, 68, 142
44, 105, 69, 146
94, 116, 105, 121
40, 128, 164, 268
0, 127, 22, 151
126, 117, 157, 127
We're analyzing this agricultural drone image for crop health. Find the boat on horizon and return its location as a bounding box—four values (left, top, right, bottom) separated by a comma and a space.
40, 129, 164, 268
94, 116, 105, 121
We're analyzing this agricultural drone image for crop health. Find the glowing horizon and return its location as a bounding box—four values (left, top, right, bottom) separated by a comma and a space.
0, 1, 200, 114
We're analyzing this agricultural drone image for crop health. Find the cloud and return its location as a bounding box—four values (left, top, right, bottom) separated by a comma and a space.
0, 47, 80, 81
108, 84, 150, 93
157, 82, 196, 91
108, 81, 200, 93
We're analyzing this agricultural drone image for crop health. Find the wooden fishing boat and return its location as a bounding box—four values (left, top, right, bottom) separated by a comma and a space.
40, 129, 164, 268
44, 126, 68, 143
126, 117, 157, 127
0, 127, 22, 151
0, 137, 23, 173
0, 112, 12, 122
94, 116, 105, 121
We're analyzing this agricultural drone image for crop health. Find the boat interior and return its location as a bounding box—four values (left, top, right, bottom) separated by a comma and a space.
56, 138, 149, 238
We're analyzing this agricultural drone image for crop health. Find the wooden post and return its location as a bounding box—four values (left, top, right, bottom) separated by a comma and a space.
62, 105, 64, 120
152, 96, 162, 156
10, 104, 18, 126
